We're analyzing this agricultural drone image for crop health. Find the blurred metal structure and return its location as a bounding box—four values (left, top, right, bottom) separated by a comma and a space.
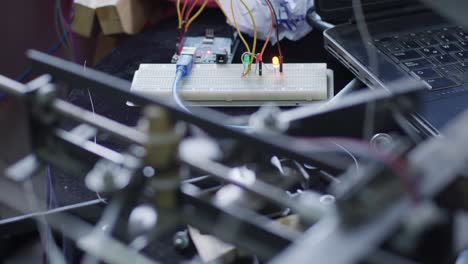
0, 51, 466, 263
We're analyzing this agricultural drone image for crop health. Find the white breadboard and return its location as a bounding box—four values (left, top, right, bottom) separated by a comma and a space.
130, 63, 333, 106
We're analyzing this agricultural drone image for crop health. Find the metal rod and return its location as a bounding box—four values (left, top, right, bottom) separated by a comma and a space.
56, 129, 132, 165
181, 156, 326, 223
279, 74, 425, 128
38, 129, 139, 178
0, 75, 29, 96
0, 199, 102, 227
53, 99, 148, 146
329, 78, 364, 103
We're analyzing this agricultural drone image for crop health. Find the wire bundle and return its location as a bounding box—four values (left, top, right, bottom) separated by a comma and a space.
175, 0, 283, 76
228, 0, 282, 75
55, 0, 79, 63
265, 0, 283, 61
259, 0, 275, 60
230, 0, 257, 76
176, 0, 210, 54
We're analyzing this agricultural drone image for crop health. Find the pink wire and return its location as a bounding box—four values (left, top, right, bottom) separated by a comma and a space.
260, 0, 275, 60
184, 0, 201, 29
181, 0, 190, 20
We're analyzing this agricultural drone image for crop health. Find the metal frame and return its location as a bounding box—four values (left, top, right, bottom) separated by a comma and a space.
0, 50, 465, 263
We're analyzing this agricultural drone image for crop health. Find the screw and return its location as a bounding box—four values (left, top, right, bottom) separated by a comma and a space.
173, 230, 190, 250
371, 133, 393, 151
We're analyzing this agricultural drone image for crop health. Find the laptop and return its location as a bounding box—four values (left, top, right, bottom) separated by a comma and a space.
318, 0, 468, 136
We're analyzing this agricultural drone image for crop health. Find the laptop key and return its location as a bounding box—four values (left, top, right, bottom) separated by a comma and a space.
439, 43, 461, 52
459, 35, 468, 41
419, 37, 438, 46
455, 30, 468, 38
393, 50, 422, 61
459, 41, 468, 50
424, 77, 457, 90
400, 40, 420, 49
420, 47, 442, 56
435, 27, 453, 33
457, 63, 468, 72
406, 32, 419, 39
411, 68, 441, 80
453, 29, 468, 41
437, 65, 461, 76
402, 59, 432, 70
376, 42, 401, 53
454, 51, 468, 61
376, 37, 394, 43
433, 54, 458, 65
386, 45, 403, 52
437, 33, 458, 43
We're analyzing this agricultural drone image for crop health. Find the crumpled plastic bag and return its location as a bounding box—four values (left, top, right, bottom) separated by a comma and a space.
218, 0, 314, 44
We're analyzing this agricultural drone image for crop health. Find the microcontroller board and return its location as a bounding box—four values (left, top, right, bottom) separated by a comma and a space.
172, 29, 239, 64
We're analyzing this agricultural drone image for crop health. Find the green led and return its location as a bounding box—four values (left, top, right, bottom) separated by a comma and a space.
242, 54, 251, 65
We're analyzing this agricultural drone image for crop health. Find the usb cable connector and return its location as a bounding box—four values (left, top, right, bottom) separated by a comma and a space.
176, 47, 196, 78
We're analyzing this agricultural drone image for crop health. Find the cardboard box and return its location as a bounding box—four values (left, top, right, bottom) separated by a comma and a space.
96, 0, 151, 35
70, 0, 99, 37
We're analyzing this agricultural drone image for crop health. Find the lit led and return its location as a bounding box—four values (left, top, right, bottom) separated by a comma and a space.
272, 56, 280, 68
242, 54, 251, 65
206, 50, 212, 54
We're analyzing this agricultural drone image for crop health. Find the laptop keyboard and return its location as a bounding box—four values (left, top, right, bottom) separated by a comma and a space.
374, 26, 468, 90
